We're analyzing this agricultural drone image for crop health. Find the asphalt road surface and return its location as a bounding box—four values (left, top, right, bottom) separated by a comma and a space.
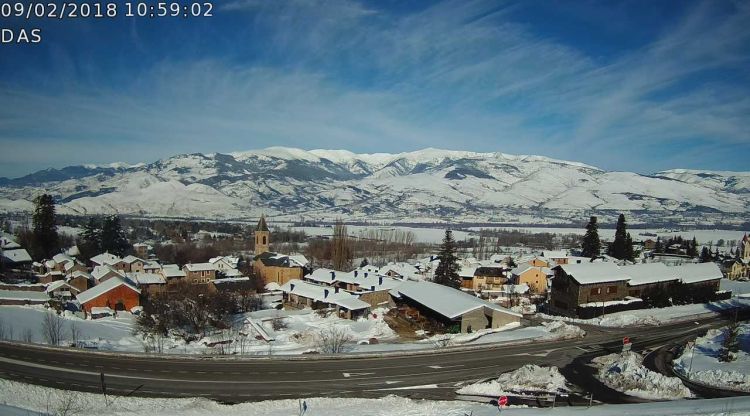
0, 316, 730, 402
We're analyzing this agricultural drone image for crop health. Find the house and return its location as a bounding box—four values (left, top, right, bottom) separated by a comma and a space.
76, 276, 140, 314
389, 280, 522, 333
462, 265, 508, 292
305, 268, 400, 308
549, 263, 632, 317
142, 260, 162, 274
91, 265, 126, 284
37, 271, 64, 284
727, 235, 750, 280
543, 250, 570, 265
510, 265, 549, 294
252, 217, 306, 286
128, 272, 167, 294
161, 264, 186, 281
674, 262, 723, 292
183, 263, 217, 284
67, 270, 94, 293
90, 252, 123, 268
280, 279, 371, 319
1, 248, 32, 269
46, 280, 80, 300
121, 255, 146, 273
209, 255, 240, 271
132, 243, 152, 258
621, 263, 680, 298
0, 290, 49, 306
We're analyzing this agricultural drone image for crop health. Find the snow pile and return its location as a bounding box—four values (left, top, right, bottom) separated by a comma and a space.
593, 351, 693, 400
540, 321, 585, 339
674, 325, 750, 392
457, 365, 569, 396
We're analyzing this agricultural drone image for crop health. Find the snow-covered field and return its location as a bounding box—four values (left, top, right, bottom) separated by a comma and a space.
674, 323, 750, 392
2, 379, 750, 416
457, 364, 569, 397
0, 305, 581, 355
592, 351, 693, 400
539, 298, 750, 328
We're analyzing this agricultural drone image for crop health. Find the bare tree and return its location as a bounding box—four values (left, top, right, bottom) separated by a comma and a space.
42, 311, 65, 345
0, 319, 6, 339
315, 326, 353, 354
331, 220, 353, 271
22, 328, 33, 343
432, 334, 453, 349
69, 322, 82, 346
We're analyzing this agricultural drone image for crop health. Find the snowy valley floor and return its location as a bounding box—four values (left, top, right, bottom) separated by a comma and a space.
2, 379, 750, 416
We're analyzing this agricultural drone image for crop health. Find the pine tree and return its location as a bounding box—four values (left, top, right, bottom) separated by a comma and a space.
581, 216, 601, 258
654, 237, 663, 253
78, 217, 101, 261
31, 194, 59, 260
359, 258, 369, 268
700, 246, 712, 263
624, 233, 634, 261
434, 230, 461, 289
687, 236, 698, 257
100, 215, 130, 257
609, 213, 628, 259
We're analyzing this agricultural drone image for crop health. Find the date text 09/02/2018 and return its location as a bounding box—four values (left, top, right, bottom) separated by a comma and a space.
1, 2, 214, 44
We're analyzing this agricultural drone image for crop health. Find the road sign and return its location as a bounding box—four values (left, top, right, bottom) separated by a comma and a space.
623, 336, 630, 344
498, 396, 508, 407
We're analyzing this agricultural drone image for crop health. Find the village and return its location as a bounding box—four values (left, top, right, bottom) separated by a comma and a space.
1, 197, 749, 357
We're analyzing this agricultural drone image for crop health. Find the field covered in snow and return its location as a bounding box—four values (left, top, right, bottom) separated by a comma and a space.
674, 323, 750, 392
592, 352, 693, 400
539, 298, 750, 328
0, 305, 581, 355
3, 379, 750, 416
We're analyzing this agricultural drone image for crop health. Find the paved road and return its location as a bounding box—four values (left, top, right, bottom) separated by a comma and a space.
0, 316, 728, 402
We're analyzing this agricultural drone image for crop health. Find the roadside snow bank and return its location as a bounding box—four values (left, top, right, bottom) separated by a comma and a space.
457, 365, 569, 396
540, 321, 585, 339
673, 324, 750, 392
593, 351, 692, 400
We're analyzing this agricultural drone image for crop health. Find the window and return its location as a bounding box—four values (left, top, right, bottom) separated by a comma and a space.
263, 236, 267, 245
590, 287, 601, 295
607, 285, 617, 294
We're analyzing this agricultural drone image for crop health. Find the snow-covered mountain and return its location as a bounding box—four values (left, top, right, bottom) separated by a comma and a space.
1, 147, 748, 225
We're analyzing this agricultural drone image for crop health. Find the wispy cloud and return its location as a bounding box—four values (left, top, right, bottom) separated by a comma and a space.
0, 0, 748, 177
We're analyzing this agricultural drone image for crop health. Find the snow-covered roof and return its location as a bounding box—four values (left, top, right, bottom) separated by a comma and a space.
0, 290, 49, 302
70, 270, 93, 281
287, 254, 309, 268
280, 279, 370, 310
52, 253, 74, 265
44, 259, 56, 269
0, 232, 19, 249
128, 272, 166, 285
307, 268, 401, 292
46, 280, 79, 293
77, 276, 140, 305
65, 245, 80, 257
1, 248, 32, 263
90, 252, 122, 266
622, 263, 680, 286
389, 280, 521, 320
143, 260, 162, 270
543, 250, 569, 259
265, 282, 282, 291
458, 265, 478, 278
183, 263, 217, 272
674, 263, 723, 284
556, 262, 631, 285
161, 264, 186, 278
122, 255, 144, 264
92, 265, 125, 281
90, 306, 113, 315
214, 276, 250, 284
222, 268, 243, 277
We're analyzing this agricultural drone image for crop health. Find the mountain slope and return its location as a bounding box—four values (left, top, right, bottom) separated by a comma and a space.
0, 148, 747, 224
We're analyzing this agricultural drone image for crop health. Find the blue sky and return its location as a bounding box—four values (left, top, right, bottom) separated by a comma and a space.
1, 0, 749, 177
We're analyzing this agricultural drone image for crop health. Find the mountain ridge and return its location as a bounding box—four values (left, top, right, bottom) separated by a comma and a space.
0, 147, 748, 225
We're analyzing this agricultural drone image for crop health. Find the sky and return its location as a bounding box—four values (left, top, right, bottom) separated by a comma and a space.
0, 0, 749, 178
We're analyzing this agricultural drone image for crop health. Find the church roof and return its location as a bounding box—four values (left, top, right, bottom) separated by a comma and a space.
256, 215, 269, 232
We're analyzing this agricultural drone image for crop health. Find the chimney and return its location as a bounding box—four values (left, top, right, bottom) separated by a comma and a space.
335, 287, 339, 293
324, 289, 329, 298
379, 276, 383, 285
354, 270, 358, 277
370, 285, 375, 291
290, 283, 295, 291
364, 272, 368, 278
330, 271, 335, 280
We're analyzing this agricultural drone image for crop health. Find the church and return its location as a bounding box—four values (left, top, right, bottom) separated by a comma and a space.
727, 234, 750, 280
252, 216, 308, 286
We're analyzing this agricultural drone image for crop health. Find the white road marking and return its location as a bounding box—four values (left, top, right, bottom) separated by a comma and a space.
342, 372, 375, 378
427, 364, 464, 369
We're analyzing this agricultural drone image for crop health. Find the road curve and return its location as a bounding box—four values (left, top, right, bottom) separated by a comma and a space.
0, 316, 729, 402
